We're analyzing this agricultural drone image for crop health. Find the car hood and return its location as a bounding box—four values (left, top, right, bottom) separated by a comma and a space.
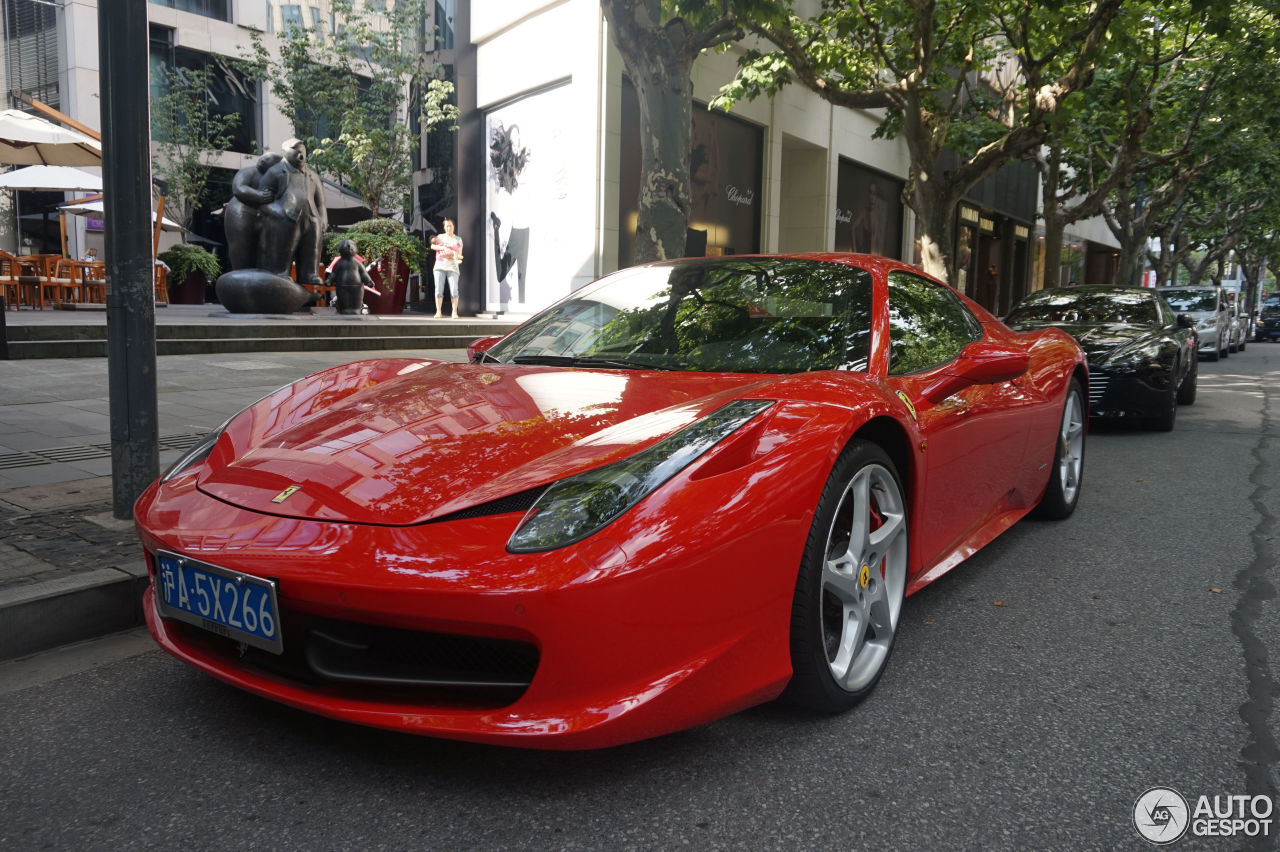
197, 361, 775, 525
1012, 323, 1152, 363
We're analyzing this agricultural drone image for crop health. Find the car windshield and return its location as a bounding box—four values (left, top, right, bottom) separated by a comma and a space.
1262, 295, 1280, 312
1006, 291, 1158, 326
485, 258, 874, 373
1162, 289, 1218, 312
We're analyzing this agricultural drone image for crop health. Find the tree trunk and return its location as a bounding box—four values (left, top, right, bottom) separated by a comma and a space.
631, 69, 693, 263
601, 1, 738, 266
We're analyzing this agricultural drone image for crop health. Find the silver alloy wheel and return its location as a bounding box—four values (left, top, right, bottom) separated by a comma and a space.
820, 462, 908, 693
1057, 387, 1085, 504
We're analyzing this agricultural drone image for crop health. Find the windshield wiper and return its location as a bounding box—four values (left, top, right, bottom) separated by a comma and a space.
511, 354, 667, 370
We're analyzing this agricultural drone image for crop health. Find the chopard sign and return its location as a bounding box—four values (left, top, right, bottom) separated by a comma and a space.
726, 185, 755, 207
835, 208, 853, 224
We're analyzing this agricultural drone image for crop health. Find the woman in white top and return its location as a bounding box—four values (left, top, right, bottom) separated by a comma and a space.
430, 218, 463, 318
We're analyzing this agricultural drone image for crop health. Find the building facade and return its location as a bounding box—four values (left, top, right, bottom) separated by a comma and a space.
1, 0, 1119, 313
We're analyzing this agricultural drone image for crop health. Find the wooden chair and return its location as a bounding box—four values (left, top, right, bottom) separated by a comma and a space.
76, 261, 107, 303
0, 250, 21, 310
15, 254, 59, 310
154, 263, 169, 304
47, 258, 81, 307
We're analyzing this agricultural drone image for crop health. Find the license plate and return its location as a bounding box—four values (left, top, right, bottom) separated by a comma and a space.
154, 551, 283, 654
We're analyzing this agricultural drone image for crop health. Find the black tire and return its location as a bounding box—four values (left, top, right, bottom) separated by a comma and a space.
783, 440, 908, 713
1176, 357, 1198, 405
1033, 379, 1085, 520
1147, 388, 1177, 432
1208, 345, 1220, 362
1239, 338, 1247, 352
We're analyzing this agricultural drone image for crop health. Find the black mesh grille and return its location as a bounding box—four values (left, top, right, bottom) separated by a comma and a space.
431, 486, 546, 523
168, 607, 539, 708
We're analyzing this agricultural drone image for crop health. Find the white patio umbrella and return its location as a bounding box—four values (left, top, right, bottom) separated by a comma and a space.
0, 109, 102, 166
0, 164, 102, 191
60, 198, 185, 232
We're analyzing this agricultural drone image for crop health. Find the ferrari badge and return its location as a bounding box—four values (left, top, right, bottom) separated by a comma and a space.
271, 485, 302, 503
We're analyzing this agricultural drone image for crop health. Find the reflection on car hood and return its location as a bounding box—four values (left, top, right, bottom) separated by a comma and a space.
198, 361, 774, 525
1009, 322, 1151, 362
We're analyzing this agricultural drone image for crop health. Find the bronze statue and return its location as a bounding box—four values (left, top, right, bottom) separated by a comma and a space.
215, 139, 326, 314
328, 239, 377, 314
224, 151, 282, 270
258, 139, 327, 284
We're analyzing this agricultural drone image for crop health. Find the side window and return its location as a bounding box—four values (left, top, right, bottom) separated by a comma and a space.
886, 271, 982, 376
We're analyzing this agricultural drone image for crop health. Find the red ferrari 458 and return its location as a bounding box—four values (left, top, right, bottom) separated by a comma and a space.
136, 254, 1087, 749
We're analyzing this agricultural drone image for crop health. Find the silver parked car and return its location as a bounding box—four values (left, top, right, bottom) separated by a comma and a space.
1161, 286, 1231, 361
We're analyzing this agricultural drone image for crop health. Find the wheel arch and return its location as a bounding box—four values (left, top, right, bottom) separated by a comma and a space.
850, 415, 914, 502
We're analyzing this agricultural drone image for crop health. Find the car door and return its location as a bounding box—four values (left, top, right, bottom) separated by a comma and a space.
880, 271, 1032, 571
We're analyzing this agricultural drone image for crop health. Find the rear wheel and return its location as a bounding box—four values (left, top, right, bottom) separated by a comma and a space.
783, 440, 908, 713
1033, 379, 1085, 519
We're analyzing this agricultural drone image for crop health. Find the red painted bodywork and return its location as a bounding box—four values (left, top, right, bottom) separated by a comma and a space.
135, 254, 1085, 749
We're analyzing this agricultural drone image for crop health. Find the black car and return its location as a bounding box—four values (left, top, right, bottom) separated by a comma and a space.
1005, 286, 1198, 431
1256, 293, 1280, 342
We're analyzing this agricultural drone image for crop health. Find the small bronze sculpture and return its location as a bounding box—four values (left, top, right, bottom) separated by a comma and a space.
328, 239, 377, 315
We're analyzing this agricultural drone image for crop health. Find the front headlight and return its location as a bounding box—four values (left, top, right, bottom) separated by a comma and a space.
1104, 341, 1164, 369
1196, 318, 1215, 331
160, 423, 226, 482
507, 399, 774, 553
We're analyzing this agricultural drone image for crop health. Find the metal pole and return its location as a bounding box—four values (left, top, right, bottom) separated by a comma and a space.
100, 0, 158, 519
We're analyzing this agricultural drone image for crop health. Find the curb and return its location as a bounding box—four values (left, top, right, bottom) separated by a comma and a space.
0, 568, 148, 661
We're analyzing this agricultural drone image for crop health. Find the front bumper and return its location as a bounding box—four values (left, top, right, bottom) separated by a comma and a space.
134, 452, 818, 749
1086, 365, 1173, 419
1195, 329, 1221, 353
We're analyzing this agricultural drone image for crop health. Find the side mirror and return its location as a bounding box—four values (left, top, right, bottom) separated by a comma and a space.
467, 335, 503, 363
1177, 314, 1194, 329
921, 341, 1031, 404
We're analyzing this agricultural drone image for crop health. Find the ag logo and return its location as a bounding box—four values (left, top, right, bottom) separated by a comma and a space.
271, 485, 302, 504
1134, 787, 1190, 844
894, 390, 918, 422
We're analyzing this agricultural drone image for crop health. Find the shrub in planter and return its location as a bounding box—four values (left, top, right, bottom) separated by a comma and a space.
324, 219, 428, 314
157, 243, 222, 304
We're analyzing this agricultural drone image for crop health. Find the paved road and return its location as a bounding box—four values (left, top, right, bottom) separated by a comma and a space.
1, 345, 1277, 851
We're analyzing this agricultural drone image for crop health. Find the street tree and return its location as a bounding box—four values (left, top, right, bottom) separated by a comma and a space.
150, 62, 242, 232
246, 0, 457, 218
1032, 1, 1212, 289
1105, 3, 1280, 287
717, 0, 1123, 285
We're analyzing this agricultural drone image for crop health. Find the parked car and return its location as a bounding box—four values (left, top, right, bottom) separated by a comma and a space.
1256, 293, 1280, 342
135, 253, 1087, 749
1222, 288, 1247, 353
1160, 286, 1231, 360
1005, 285, 1197, 431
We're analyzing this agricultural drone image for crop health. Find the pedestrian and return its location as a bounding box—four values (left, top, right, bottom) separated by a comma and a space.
431, 217, 463, 318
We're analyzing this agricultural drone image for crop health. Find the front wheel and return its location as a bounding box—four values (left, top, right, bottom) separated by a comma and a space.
1033, 378, 1085, 519
1146, 387, 1177, 432
1176, 357, 1198, 405
783, 440, 909, 713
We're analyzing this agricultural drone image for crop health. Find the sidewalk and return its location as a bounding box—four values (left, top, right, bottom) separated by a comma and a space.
0, 346, 468, 660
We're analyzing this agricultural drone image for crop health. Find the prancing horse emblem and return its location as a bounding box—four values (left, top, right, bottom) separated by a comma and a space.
272, 485, 302, 503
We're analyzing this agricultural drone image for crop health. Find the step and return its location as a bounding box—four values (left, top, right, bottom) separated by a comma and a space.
5, 333, 497, 359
